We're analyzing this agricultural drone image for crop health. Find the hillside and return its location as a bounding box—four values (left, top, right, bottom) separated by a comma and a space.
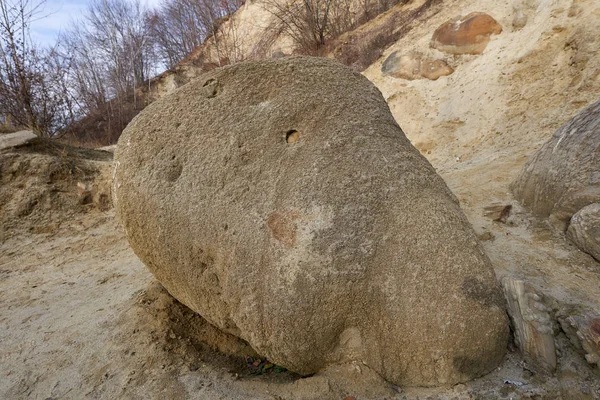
1, 0, 599, 398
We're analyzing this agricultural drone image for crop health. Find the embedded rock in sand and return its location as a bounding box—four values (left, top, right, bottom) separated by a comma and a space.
381, 51, 454, 80
114, 57, 508, 387
511, 99, 600, 230
430, 12, 502, 55
567, 203, 600, 262
0, 130, 37, 150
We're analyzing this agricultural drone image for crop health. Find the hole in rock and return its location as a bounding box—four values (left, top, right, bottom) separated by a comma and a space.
286, 130, 300, 144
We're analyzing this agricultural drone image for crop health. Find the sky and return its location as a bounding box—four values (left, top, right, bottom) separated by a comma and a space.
30, 0, 162, 47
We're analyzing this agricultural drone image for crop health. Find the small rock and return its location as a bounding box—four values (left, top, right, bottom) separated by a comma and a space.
512, 1, 527, 29
567, 203, 600, 262
512, 9, 527, 29
478, 231, 495, 242
483, 204, 512, 223
504, 379, 524, 386
453, 383, 467, 392
382, 51, 453, 81
0, 130, 37, 150
97, 144, 117, 153
77, 182, 93, 205
271, 50, 286, 59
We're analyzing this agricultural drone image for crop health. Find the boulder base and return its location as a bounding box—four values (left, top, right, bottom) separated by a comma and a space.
115, 57, 508, 386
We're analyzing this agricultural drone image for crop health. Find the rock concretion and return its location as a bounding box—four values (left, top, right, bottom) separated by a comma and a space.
558, 307, 600, 370
511, 99, 600, 230
114, 57, 508, 387
430, 12, 502, 55
381, 51, 454, 80
567, 203, 600, 262
503, 278, 556, 373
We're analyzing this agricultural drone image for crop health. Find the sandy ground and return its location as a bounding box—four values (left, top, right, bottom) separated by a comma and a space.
1, 199, 598, 400
2, 0, 600, 398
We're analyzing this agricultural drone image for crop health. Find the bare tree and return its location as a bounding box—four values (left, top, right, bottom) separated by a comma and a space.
150, 0, 242, 69
81, 0, 155, 97
0, 0, 75, 136
263, 0, 336, 55
263, 0, 408, 55
149, 0, 207, 68
59, 0, 158, 143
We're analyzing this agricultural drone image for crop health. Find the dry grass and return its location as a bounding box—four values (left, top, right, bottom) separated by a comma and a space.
0, 124, 24, 134
10, 137, 113, 162
327, 0, 442, 71
60, 94, 146, 147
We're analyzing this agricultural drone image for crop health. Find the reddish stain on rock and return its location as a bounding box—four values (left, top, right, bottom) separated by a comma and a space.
591, 318, 600, 337
267, 211, 299, 247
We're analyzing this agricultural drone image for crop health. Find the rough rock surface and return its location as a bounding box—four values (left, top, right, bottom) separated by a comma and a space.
511, 99, 600, 229
114, 57, 508, 387
503, 278, 556, 373
430, 12, 502, 55
381, 51, 453, 80
0, 130, 37, 150
558, 307, 600, 370
568, 203, 600, 262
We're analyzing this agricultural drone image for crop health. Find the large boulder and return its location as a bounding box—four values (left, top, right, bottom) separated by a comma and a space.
114, 57, 508, 386
430, 12, 502, 55
511, 99, 600, 229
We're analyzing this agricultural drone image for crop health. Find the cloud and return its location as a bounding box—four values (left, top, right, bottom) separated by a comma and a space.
30, 0, 88, 46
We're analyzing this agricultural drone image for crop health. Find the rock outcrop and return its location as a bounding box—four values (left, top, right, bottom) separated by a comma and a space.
430, 12, 502, 55
568, 203, 600, 262
558, 307, 600, 370
0, 138, 113, 239
114, 57, 508, 387
503, 278, 556, 373
511, 99, 600, 230
0, 130, 36, 150
381, 51, 453, 80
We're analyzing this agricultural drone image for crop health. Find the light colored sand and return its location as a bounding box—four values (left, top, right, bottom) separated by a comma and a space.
1, 0, 600, 398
